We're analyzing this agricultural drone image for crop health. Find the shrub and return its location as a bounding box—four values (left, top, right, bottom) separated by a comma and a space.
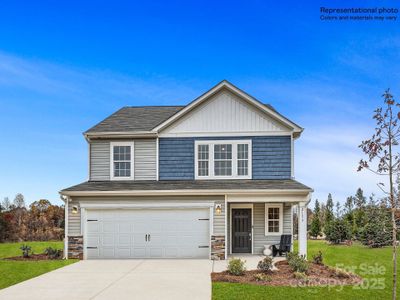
324, 218, 352, 244
293, 271, 308, 282
44, 247, 63, 259
287, 252, 309, 273
329, 267, 351, 278
312, 251, 323, 265
257, 256, 273, 273
254, 273, 272, 282
20, 244, 32, 258
227, 258, 246, 276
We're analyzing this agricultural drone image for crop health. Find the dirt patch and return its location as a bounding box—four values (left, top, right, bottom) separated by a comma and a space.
211, 261, 363, 287
4, 254, 59, 261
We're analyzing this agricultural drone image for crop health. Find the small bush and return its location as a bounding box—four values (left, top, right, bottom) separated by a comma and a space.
293, 271, 308, 283
287, 252, 309, 273
44, 247, 63, 259
257, 256, 273, 273
227, 258, 246, 276
20, 244, 32, 258
330, 267, 351, 278
312, 251, 323, 265
254, 273, 272, 282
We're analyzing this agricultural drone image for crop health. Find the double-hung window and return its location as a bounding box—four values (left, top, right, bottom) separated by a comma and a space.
110, 142, 134, 180
265, 204, 283, 235
195, 140, 251, 179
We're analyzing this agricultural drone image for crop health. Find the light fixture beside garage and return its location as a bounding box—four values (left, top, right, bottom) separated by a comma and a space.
215, 204, 222, 215
71, 205, 79, 214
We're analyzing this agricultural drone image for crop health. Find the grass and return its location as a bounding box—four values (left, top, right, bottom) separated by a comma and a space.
0, 241, 77, 290
213, 240, 400, 299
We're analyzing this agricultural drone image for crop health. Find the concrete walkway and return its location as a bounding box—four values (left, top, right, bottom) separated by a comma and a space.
0, 260, 212, 300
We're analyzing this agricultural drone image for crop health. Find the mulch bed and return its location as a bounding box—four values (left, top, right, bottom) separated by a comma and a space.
211, 260, 363, 287
4, 254, 57, 261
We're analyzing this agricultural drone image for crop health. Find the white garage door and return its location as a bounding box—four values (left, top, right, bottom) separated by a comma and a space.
85, 208, 210, 259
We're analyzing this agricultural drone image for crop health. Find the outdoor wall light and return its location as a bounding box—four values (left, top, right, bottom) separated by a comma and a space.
71, 205, 79, 214
215, 204, 222, 215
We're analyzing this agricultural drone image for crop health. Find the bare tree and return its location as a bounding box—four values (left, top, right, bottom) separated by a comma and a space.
13, 193, 25, 208
358, 90, 399, 300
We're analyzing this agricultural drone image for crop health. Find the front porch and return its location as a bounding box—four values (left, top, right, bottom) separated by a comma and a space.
211, 194, 309, 260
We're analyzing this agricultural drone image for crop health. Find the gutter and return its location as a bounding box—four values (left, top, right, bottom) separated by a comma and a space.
60, 188, 313, 197
84, 131, 157, 141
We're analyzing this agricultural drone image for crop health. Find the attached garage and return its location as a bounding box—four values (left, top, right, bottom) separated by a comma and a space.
84, 208, 211, 259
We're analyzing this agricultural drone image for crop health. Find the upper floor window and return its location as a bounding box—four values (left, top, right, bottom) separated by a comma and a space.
195, 140, 252, 179
110, 142, 134, 180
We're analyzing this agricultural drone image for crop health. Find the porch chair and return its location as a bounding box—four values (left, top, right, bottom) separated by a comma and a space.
272, 234, 292, 257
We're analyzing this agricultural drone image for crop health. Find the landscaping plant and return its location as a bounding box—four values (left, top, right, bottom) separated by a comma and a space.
312, 251, 323, 265
253, 273, 271, 282
227, 258, 246, 276
257, 256, 273, 273
287, 252, 309, 273
19, 244, 32, 258
44, 247, 63, 259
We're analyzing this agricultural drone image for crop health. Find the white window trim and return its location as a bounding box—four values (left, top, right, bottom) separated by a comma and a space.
265, 203, 283, 236
110, 141, 135, 180
194, 140, 252, 180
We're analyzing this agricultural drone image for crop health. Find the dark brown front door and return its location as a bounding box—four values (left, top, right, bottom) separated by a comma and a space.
232, 209, 252, 253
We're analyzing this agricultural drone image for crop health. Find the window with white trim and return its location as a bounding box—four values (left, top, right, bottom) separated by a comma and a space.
265, 204, 283, 235
110, 142, 134, 180
195, 140, 252, 179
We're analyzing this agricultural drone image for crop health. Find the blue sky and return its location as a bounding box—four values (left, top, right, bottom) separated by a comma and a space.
0, 1, 399, 206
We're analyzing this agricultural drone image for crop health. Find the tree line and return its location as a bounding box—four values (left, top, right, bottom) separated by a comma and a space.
309, 187, 400, 247
0, 194, 64, 242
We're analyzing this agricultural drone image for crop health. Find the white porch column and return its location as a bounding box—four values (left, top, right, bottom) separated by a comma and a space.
298, 202, 308, 258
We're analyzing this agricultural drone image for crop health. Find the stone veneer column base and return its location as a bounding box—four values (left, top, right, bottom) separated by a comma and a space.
68, 236, 83, 259
211, 235, 225, 260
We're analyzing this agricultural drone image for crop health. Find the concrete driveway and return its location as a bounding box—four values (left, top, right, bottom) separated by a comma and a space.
0, 260, 212, 300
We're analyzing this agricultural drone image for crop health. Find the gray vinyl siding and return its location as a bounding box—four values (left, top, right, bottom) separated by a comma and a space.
228, 202, 292, 255
89, 139, 157, 181
158, 136, 291, 180
213, 199, 225, 236
90, 141, 110, 181
253, 203, 292, 254
68, 200, 81, 236
134, 140, 157, 180
68, 195, 225, 238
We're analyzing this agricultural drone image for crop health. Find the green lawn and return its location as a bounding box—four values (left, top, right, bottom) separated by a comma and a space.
213, 240, 400, 299
0, 241, 77, 290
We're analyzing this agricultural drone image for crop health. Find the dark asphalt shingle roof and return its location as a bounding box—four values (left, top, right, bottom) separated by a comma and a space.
85, 106, 184, 133
61, 179, 312, 193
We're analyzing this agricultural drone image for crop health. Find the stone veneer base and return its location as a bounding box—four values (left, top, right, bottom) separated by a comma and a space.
68, 235, 83, 259
211, 235, 225, 260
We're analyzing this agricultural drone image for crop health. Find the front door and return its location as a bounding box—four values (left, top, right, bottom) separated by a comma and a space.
232, 209, 252, 253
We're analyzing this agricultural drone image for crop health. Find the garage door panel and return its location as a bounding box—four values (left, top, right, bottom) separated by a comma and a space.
133, 247, 146, 257
102, 235, 115, 246
100, 247, 115, 258
118, 222, 132, 233
86, 208, 210, 259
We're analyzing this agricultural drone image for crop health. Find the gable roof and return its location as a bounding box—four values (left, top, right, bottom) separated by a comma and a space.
84, 80, 303, 139
85, 106, 183, 136
154, 80, 303, 136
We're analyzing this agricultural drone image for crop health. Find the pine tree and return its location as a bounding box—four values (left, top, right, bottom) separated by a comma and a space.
323, 194, 335, 237
310, 200, 322, 238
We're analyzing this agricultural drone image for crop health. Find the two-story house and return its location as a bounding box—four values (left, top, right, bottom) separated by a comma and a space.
60, 80, 312, 260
